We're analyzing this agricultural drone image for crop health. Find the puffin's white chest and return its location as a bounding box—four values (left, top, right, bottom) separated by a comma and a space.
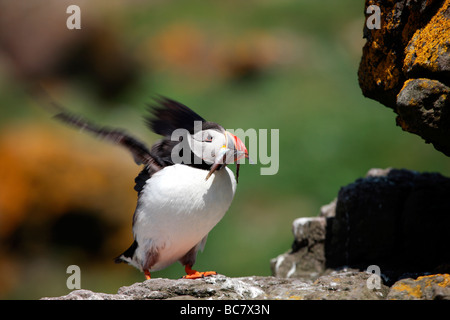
133, 164, 237, 270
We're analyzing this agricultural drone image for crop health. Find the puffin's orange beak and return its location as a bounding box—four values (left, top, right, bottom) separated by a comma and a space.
205, 131, 249, 181
225, 131, 248, 162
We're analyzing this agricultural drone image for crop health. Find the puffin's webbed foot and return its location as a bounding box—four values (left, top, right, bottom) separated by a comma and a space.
182, 265, 217, 279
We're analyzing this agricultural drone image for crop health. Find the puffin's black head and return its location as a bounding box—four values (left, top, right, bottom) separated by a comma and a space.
147, 96, 249, 181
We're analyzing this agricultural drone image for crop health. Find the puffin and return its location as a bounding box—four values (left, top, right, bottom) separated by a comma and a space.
53, 96, 249, 280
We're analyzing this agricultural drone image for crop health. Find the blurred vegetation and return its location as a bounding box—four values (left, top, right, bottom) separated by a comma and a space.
1, 0, 449, 299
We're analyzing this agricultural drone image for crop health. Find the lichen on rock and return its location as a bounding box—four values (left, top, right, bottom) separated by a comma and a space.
359, 0, 450, 155
387, 274, 450, 300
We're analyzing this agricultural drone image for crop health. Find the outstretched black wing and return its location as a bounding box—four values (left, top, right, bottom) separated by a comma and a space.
47, 94, 218, 196
146, 96, 206, 137
53, 111, 164, 175
31, 85, 165, 177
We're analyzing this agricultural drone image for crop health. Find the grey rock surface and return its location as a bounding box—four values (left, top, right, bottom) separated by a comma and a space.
42, 270, 390, 300
270, 217, 327, 280
396, 78, 450, 154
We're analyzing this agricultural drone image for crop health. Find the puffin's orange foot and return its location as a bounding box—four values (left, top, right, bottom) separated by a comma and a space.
144, 269, 151, 280
183, 265, 217, 279
183, 271, 217, 279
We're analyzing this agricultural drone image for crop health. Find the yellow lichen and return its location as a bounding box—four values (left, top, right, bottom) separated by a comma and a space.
404, 0, 450, 72
419, 80, 429, 89
390, 282, 423, 298
416, 274, 450, 289
370, 50, 401, 90
390, 274, 450, 299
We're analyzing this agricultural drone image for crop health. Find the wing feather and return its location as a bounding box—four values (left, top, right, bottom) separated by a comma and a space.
54, 111, 163, 174
146, 96, 206, 136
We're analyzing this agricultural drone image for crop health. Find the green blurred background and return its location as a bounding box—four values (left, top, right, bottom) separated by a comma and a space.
1, 0, 449, 299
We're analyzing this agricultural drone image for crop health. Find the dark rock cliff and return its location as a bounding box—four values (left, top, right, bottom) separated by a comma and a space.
358, 0, 450, 155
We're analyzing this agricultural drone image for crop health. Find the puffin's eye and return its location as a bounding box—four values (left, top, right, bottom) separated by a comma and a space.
204, 134, 213, 143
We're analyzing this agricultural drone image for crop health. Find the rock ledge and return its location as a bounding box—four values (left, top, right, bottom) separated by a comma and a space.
42, 271, 450, 300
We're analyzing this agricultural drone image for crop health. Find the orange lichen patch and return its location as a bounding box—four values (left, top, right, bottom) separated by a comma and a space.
385, 3, 403, 32
397, 78, 417, 95
416, 274, 450, 288
359, 1, 406, 96
359, 47, 401, 94
390, 274, 450, 299
365, 48, 402, 92
409, 98, 417, 106
397, 77, 447, 100
380, 51, 402, 90
404, 0, 450, 73
390, 282, 423, 298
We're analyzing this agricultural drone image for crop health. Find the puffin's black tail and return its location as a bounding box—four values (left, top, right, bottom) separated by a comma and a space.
114, 240, 138, 264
